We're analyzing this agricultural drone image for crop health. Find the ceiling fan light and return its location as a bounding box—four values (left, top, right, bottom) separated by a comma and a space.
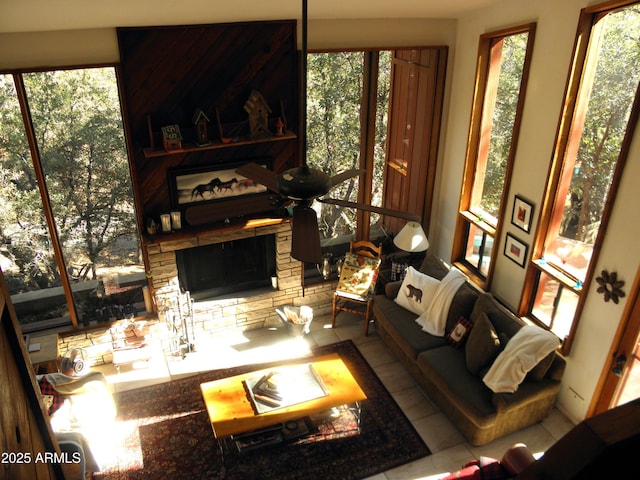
291, 205, 323, 264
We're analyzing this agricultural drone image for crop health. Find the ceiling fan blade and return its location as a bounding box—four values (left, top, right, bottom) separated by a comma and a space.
236, 162, 280, 193
319, 197, 422, 222
291, 205, 322, 264
329, 168, 362, 187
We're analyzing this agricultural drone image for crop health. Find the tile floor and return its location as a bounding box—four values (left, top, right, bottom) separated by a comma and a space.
92, 312, 575, 480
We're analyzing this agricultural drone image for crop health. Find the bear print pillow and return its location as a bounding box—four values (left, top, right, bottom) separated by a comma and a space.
394, 266, 440, 316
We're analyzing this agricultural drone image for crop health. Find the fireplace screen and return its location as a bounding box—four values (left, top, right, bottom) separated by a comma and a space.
176, 234, 276, 299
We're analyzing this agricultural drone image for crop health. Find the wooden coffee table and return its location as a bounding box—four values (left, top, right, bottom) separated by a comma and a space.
200, 353, 367, 444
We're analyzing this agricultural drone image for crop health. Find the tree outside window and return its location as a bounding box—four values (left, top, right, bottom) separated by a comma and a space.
0, 68, 143, 330
306, 51, 390, 246
525, 2, 640, 352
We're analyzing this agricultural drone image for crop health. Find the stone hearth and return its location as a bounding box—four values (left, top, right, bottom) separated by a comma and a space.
144, 220, 335, 336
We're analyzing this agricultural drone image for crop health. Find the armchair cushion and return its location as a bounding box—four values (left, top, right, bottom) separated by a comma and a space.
38, 376, 65, 415
336, 252, 381, 298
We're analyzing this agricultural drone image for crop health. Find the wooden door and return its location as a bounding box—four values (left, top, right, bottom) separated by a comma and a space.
592, 264, 640, 415
383, 48, 447, 236
0, 271, 61, 480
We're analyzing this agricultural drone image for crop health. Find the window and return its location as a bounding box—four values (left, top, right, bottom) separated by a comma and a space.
306, 50, 391, 247
453, 24, 536, 287
302, 48, 446, 288
523, 2, 640, 354
0, 68, 143, 331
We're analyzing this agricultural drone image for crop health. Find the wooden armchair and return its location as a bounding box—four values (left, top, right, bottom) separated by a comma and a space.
331, 240, 382, 335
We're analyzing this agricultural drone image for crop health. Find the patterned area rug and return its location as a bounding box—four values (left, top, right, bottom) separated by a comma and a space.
93, 340, 430, 479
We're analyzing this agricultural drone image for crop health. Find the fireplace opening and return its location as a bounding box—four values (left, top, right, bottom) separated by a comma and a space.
176, 234, 276, 300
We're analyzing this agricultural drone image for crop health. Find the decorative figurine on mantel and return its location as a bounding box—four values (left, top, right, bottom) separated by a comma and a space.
244, 90, 272, 139
275, 117, 285, 136
192, 108, 212, 147
161, 124, 183, 151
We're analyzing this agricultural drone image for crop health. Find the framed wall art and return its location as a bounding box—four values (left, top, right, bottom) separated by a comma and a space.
169, 158, 271, 208
511, 194, 534, 233
504, 233, 528, 268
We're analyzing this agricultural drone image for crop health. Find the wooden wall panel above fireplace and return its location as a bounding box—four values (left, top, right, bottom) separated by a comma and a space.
117, 20, 299, 237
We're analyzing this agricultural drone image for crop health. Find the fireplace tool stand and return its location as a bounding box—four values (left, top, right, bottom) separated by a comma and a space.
163, 290, 195, 359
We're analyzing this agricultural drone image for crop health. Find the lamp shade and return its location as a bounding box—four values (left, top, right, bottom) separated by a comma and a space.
393, 221, 429, 253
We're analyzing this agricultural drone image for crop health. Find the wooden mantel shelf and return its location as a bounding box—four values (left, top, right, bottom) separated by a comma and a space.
143, 131, 296, 158
142, 216, 291, 247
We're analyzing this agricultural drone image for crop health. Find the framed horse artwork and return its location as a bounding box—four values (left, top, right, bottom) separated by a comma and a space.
169, 158, 271, 208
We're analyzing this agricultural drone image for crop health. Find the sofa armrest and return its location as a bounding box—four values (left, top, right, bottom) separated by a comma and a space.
546, 354, 566, 381
385, 281, 402, 299
492, 380, 561, 413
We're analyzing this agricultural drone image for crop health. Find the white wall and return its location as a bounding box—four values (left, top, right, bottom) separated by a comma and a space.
432, 0, 640, 423
0, 19, 456, 69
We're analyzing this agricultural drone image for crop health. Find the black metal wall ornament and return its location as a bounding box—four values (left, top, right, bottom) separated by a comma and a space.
595, 270, 625, 304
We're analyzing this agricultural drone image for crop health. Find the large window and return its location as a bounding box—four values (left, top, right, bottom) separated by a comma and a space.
306, 51, 391, 247
453, 24, 536, 287
0, 68, 143, 331
523, 1, 640, 353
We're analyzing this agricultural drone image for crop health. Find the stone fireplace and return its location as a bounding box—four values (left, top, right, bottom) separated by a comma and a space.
144, 220, 335, 336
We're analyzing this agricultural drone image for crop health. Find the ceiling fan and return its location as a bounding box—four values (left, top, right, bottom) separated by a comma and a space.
237, 0, 419, 264
236, 0, 363, 264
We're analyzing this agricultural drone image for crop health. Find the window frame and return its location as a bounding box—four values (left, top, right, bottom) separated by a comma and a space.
3, 64, 139, 330
452, 23, 537, 289
520, 0, 640, 355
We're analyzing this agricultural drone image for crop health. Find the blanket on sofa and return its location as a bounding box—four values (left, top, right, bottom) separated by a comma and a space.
483, 325, 560, 393
416, 269, 467, 336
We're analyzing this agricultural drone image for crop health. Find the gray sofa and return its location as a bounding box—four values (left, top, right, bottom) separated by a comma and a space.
373, 254, 566, 446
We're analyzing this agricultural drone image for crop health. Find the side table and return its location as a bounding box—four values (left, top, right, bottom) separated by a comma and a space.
28, 333, 60, 374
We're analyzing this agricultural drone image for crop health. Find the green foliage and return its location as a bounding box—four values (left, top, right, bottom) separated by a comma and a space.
561, 5, 640, 242
307, 52, 363, 239
0, 68, 137, 293
307, 51, 390, 240
479, 32, 528, 218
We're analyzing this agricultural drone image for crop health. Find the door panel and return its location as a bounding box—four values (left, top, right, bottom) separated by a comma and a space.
383, 48, 446, 236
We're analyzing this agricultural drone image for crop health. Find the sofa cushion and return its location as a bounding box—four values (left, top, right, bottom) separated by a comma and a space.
417, 346, 497, 425
447, 316, 473, 348
446, 282, 480, 334
395, 266, 440, 316
471, 293, 523, 338
373, 294, 448, 359
527, 351, 555, 382
418, 254, 450, 280
466, 313, 501, 375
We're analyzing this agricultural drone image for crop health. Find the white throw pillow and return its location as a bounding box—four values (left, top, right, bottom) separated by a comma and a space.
394, 266, 440, 316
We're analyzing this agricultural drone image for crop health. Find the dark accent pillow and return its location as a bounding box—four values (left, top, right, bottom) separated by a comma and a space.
447, 316, 473, 348
527, 351, 555, 382
465, 313, 501, 375
38, 376, 65, 415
